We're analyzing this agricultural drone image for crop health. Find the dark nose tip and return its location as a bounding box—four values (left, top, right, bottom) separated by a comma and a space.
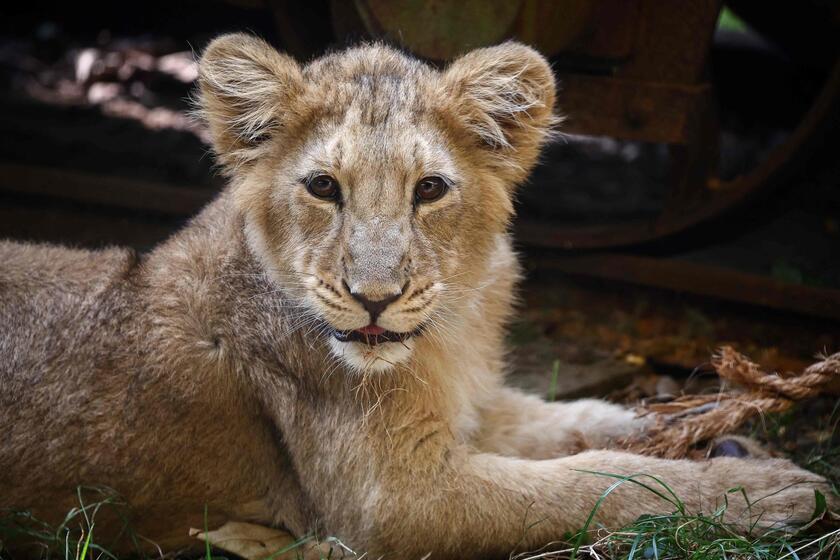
345, 283, 403, 322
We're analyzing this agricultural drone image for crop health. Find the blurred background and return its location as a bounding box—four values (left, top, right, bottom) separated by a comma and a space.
1, 0, 839, 404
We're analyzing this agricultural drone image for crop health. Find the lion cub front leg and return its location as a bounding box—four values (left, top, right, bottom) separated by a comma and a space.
473, 387, 649, 458
281, 391, 833, 557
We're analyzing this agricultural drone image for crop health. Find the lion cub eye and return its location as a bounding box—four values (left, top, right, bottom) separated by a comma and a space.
306, 174, 340, 201
415, 176, 448, 203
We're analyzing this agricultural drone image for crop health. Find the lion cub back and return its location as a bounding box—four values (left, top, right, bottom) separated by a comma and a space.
0, 240, 137, 387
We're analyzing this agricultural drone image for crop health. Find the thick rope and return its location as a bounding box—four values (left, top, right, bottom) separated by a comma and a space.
620, 346, 840, 459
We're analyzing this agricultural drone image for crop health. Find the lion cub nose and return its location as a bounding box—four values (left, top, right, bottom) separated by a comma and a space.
346, 284, 403, 323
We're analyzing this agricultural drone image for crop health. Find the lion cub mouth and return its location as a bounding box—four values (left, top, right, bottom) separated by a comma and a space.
332, 325, 415, 346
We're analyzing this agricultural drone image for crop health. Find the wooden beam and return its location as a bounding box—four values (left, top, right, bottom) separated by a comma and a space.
0, 162, 214, 217
534, 253, 840, 322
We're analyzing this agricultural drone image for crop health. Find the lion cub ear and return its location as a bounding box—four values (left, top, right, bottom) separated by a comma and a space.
439, 42, 559, 183
197, 33, 303, 171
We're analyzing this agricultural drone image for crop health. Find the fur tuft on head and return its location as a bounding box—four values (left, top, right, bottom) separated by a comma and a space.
439, 42, 560, 184
197, 33, 304, 173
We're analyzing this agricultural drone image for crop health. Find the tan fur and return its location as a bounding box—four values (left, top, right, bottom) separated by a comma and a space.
1, 35, 833, 559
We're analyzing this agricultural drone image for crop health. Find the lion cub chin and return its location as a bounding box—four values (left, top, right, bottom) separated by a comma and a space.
328, 336, 416, 373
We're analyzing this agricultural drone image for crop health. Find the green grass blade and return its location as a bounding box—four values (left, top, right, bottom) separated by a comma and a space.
79, 524, 94, 560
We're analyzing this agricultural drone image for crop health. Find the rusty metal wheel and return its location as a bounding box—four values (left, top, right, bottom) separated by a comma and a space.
516, 55, 840, 249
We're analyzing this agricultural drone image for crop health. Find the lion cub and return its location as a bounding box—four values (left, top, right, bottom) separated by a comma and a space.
0, 34, 832, 558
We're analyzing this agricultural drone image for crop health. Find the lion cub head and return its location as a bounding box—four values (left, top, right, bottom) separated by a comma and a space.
198, 34, 556, 372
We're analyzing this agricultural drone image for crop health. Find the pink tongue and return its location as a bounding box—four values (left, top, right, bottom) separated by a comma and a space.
357, 324, 386, 336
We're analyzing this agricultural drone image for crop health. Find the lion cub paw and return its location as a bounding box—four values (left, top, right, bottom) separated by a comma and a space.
701, 457, 837, 531
190, 522, 346, 560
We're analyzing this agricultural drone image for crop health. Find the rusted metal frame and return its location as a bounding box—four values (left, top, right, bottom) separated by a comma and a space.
557, 75, 712, 144
544, 0, 731, 248
522, 56, 840, 250
662, 84, 720, 214
533, 253, 840, 322
620, 0, 723, 84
